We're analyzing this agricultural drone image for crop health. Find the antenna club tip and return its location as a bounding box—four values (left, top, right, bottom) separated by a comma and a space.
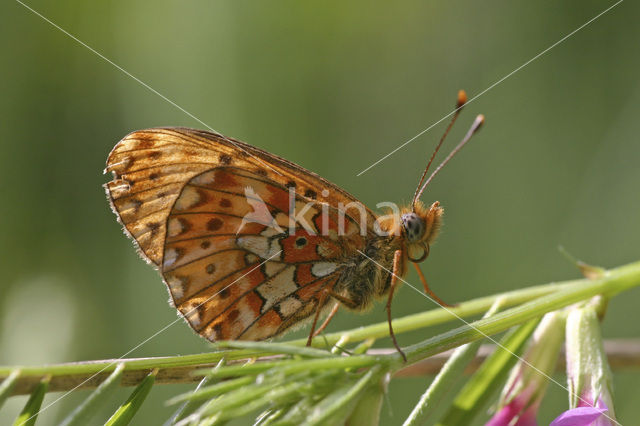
457, 90, 467, 107
471, 114, 484, 134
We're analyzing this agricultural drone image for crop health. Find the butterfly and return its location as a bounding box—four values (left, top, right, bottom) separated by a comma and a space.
104, 90, 483, 360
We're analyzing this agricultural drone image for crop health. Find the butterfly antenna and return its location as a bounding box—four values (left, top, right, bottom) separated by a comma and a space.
411, 90, 468, 210
413, 114, 485, 204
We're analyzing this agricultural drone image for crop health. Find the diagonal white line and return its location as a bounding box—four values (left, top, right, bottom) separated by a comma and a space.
356, 0, 624, 176
14, 0, 284, 176
18, 251, 282, 426
13, 0, 625, 423
357, 249, 622, 426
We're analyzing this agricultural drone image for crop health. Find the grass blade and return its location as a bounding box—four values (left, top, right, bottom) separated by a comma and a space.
345, 371, 388, 426
403, 299, 505, 426
212, 341, 334, 358
167, 375, 253, 406
13, 375, 50, 426
0, 370, 20, 410
437, 318, 539, 425
266, 397, 316, 425
59, 363, 124, 426
303, 366, 382, 426
198, 372, 314, 419
105, 368, 157, 426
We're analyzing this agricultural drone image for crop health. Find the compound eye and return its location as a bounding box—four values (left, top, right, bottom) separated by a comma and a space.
402, 213, 425, 243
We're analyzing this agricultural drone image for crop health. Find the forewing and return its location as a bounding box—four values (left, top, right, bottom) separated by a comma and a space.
105, 127, 376, 266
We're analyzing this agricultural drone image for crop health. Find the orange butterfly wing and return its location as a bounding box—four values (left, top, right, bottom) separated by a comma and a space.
105, 128, 377, 341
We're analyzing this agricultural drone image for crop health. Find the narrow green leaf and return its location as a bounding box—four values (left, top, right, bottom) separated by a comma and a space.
268, 396, 316, 425
198, 372, 315, 419
346, 371, 388, 426
13, 375, 50, 426
196, 380, 281, 417
256, 404, 294, 425
303, 366, 382, 426
212, 341, 333, 358
166, 359, 227, 424
196, 415, 223, 426
215, 379, 312, 421
254, 408, 281, 425
437, 318, 539, 425
195, 360, 284, 378
351, 338, 376, 355
59, 363, 125, 426
403, 300, 505, 426
105, 368, 157, 426
197, 353, 382, 379
166, 375, 253, 405
0, 370, 20, 410
164, 380, 208, 426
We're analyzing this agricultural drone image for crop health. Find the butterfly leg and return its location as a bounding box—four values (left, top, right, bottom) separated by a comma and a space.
387, 249, 407, 362
306, 290, 331, 346
312, 302, 340, 338
307, 290, 359, 346
412, 262, 456, 307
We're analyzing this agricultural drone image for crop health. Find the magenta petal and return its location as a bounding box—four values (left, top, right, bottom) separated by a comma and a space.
550, 407, 607, 426
514, 405, 538, 426
486, 406, 519, 426
486, 405, 537, 426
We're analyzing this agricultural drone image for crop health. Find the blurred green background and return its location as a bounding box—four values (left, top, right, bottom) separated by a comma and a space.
1, 1, 639, 424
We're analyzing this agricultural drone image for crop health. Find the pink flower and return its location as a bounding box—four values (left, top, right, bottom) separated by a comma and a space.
486, 386, 538, 426
551, 297, 616, 426
550, 399, 609, 426
486, 312, 566, 426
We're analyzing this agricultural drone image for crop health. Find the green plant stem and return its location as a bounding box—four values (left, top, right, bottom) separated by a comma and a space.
0, 282, 566, 396
400, 260, 640, 365
1, 260, 639, 396
302, 279, 577, 348
0, 274, 575, 383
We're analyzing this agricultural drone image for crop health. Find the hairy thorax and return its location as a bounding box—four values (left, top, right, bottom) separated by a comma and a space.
334, 234, 404, 312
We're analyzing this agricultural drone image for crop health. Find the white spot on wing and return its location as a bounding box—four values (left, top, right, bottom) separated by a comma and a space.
232, 301, 257, 331
261, 226, 282, 238
173, 186, 201, 211
167, 218, 185, 237
277, 296, 303, 317
237, 236, 282, 260
180, 303, 200, 327
191, 170, 216, 186
256, 266, 297, 313
165, 275, 185, 299
264, 262, 286, 277
205, 326, 218, 341
311, 262, 338, 277
120, 200, 139, 212
163, 248, 179, 269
